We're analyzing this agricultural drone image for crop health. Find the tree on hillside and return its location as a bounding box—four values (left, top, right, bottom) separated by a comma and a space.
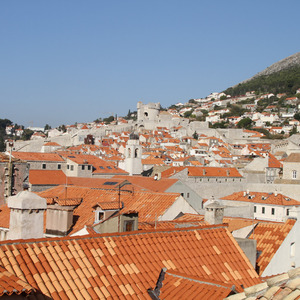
0, 136, 5, 152
237, 118, 253, 129
58, 124, 67, 132
183, 109, 194, 118
192, 131, 199, 140
294, 113, 300, 121
290, 126, 298, 136
22, 129, 34, 140
224, 65, 300, 96
44, 124, 51, 131
0, 118, 13, 151
103, 115, 114, 124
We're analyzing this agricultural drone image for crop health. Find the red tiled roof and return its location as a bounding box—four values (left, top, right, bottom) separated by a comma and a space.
66, 154, 128, 174
0, 205, 10, 228
47, 197, 82, 206
249, 219, 296, 275
142, 157, 165, 165
12, 152, 64, 162
43, 142, 60, 146
29, 170, 67, 185
268, 153, 282, 168
174, 214, 259, 232
94, 201, 121, 210
0, 265, 35, 296
112, 175, 178, 193
188, 167, 243, 178
0, 153, 21, 163
140, 214, 259, 233
155, 269, 234, 299
221, 191, 300, 206
37, 186, 183, 232
161, 167, 186, 178
0, 225, 261, 299
67, 177, 126, 189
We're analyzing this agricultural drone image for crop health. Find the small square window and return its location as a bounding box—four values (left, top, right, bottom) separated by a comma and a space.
70, 165, 74, 171
262, 207, 265, 214
254, 206, 256, 213
287, 209, 290, 216
42, 164, 46, 169
97, 212, 104, 221
81, 165, 85, 170
271, 208, 275, 215
123, 220, 134, 232
67, 164, 69, 170
88, 165, 91, 170
57, 164, 61, 170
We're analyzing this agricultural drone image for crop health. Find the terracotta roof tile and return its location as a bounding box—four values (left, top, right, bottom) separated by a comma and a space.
66, 154, 128, 175
12, 152, 64, 162
268, 153, 282, 168
112, 175, 178, 193
44, 142, 61, 146
0, 265, 35, 296
221, 191, 300, 206
248, 219, 296, 275
37, 186, 185, 233
0, 205, 10, 229
0, 225, 261, 299
30, 170, 67, 185
188, 166, 243, 178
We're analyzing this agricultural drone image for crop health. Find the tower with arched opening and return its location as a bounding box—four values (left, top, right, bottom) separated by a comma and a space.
124, 133, 143, 176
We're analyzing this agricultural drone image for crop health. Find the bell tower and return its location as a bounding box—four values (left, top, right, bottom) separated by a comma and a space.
124, 133, 143, 176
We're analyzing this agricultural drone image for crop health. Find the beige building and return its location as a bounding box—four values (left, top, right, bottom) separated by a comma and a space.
282, 153, 300, 183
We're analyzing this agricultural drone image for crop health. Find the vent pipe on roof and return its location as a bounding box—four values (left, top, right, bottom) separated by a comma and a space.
147, 268, 167, 300
274, 190, 278, 197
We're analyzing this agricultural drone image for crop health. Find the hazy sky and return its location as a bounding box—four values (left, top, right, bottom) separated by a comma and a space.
1, 1, 299, 127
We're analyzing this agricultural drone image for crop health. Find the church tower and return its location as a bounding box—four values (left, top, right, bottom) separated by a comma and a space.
124, 133, 143, 176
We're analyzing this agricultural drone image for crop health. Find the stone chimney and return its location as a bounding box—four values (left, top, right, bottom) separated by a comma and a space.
46, 201, 78, 237
7, 191, 47, 240
204, 201, 225, 225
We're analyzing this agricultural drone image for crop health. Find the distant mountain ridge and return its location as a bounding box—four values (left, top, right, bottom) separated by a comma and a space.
224, 52, 300, 96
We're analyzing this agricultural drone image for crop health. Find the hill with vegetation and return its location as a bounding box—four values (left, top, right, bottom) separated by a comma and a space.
224, 52, 300, 96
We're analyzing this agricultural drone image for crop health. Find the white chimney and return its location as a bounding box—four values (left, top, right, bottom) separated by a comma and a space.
7, 191, 47, 240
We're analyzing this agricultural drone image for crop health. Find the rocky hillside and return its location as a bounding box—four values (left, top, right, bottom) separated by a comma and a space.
250, 52, 300, 78
224, 52, 300, 97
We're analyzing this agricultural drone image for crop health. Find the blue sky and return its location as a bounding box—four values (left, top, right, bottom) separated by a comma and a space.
1, 1, 299, 127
